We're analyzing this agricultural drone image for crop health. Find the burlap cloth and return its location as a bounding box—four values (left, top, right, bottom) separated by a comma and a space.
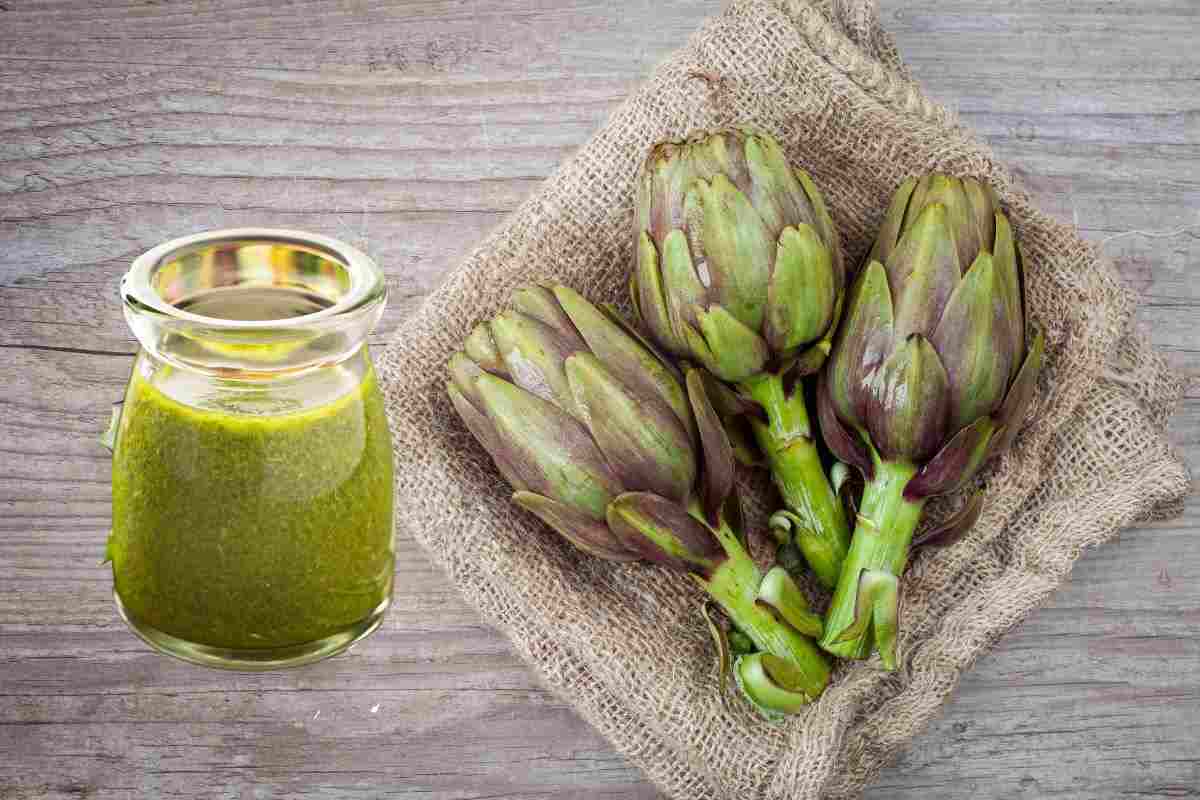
374, 1, 1192, 796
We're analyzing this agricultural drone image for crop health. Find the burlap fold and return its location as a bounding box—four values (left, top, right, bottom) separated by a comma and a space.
375, 1, 1191, 796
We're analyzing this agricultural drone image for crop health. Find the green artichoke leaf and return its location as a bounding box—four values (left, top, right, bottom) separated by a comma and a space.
765, 224, 836, 353
448, 381, 529, 492
565, 352, 696, 504
633, 230, 683, 356
757, 566, 823, 638
868, 176, 917, 266
734, 653, 814, 716
794, 167, 845, 289
606, 492, 723, 574
511, 285, 588, 345
886, 202, 961, 342
695, 304, 770, 383
904, 415, 996, 499
476, 373, 623, 517
931, 252, 1015, 432
866, 334, 949, 463
689, 174, 772, 333
828, 260, 895, 431
514, 491, 640, 562
464, 322, 505, 375
489, 310, 586, 420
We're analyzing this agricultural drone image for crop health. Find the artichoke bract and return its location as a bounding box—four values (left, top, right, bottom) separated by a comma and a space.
631, 129, 850, 589
447, 284, 830, 713
817, 175, 1044, 667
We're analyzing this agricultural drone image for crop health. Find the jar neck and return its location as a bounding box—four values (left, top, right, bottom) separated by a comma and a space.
122, 229, 386, 378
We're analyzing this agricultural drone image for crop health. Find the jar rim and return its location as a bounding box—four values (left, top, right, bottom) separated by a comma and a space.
122, 227, 385, 330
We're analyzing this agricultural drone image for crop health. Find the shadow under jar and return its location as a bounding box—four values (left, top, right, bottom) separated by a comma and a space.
108, 229, 395, 670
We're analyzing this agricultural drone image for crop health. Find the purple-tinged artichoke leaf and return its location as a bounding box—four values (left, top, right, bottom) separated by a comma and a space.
464, 322, 505, 375
634, 230, 684, 356
489, 310, 585, 419
607, 492, 723, 574
699, 369, 764, 420
886, 203, 961, 342
900, 175, 933, 238
511, 285, 586, 346
904, 415, 996, 499
741, 133, 815, 237
931, 252, 1014, 432
554, 285, 694, 438
765, 224, 836, 353
869, 176, 918, 266
816, 370, 874, 479
866, 334, 949, 462
476, 373, 622, 517
963, 178, 999, 263
686, 368, 735, 526
448, 381, 529, 492
911, 176, 975, 267
991, 212, 1026, 381
513, 491, 640, 562
992, 327, 1044, 455
913, 491, 984, 548
696, 304, 771, 383
691, 174, 773, 333
828, 260, 894, 430
565, 353, 696, 504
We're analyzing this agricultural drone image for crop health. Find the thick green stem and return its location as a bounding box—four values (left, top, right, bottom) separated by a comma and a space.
700, 520, 830, 701
740, 371, 849, 588
819, 459, 926, 662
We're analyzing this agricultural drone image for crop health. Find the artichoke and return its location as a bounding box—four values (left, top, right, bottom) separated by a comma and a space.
447, 284, 830, 713
631, 129, 850, 588
817, 175, 1044, 667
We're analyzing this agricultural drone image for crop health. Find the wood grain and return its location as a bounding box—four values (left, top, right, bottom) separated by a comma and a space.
0, 0, 1197, 798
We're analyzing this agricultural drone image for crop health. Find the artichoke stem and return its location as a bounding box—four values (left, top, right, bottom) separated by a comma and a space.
819, 459, 925, 663
740, 370, 850, 588
699, 518, 830, 701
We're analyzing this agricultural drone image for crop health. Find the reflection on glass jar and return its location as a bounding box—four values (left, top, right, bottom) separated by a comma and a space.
108, 229, 394, 670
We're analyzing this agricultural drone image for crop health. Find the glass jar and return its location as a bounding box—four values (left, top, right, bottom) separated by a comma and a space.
108, 228, 395, 670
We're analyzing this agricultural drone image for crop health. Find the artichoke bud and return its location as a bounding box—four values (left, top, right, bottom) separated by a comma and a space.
633, 129, 846, 379
606, 492, 724, 575
489, 310, 584, 419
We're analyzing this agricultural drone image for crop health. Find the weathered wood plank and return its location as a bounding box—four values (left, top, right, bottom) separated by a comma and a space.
0, 0, 1197, 798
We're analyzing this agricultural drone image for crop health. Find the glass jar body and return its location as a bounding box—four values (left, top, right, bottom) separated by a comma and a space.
110, 347, 394, 669
110, 228, 394, 670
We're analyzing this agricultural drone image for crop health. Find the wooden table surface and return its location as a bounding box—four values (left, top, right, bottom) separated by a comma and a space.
1, 1, 1197, 797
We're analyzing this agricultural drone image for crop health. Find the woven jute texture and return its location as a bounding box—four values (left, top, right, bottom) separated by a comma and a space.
375, 1, 1191, 796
